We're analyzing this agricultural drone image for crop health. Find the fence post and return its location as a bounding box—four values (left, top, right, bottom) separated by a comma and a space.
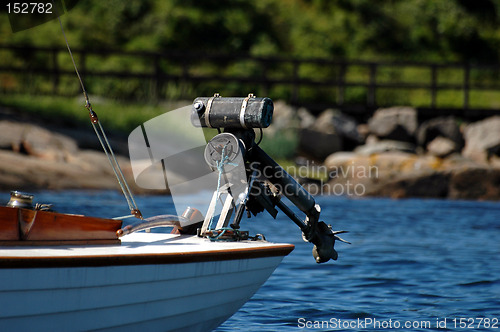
260, 59, 270, 96
51, 48, 59, 94
180, 57, 190, 100
154, 54, 162, 101
291, 59, 299, 104
368, 63, 377, 107
463, 63, 470, 110
431, 65, 437, 109
337, 62, 346, 106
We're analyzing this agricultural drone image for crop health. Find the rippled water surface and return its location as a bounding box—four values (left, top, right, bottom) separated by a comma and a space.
7, 191, 499, 331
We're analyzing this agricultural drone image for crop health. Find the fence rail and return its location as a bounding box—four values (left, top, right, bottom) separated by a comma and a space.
1, 44, 500, 120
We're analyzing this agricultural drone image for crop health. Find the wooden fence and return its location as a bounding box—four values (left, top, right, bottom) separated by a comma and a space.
1, 44, 500, 120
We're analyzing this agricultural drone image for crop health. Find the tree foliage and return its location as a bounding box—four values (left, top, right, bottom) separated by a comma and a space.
1, 0, 499, 63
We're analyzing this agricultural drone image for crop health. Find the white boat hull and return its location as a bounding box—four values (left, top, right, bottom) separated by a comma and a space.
0, 233, 294, 331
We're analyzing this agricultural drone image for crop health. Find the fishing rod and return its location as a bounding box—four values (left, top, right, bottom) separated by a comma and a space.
54, 4, 143, 220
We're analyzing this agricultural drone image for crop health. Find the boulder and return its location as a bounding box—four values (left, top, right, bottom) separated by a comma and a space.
297, 107, 316, 129
366, 171, 450, 199
322, 152, 375, 197
371, 152, 421, 174
69, 150, 125, 176
449, 167, 500, 200
322, 150, 457, 198
325, 151, 442, 179
313, 109, 362, 143
321, 149, 500, 199
299, 108, 362, 160
463, 116, 500, 163
417, 116, 464, 150
491, 155, 500, 169
0, 120, 78, 161
21, 125, 79, 160
357, 124, 370, 142
263, 100, 298, 137
368, 106, 418, 142
323, 151, 418, 197
365, 134, 379, 145
0, 121, 23, 150
354, 140, 416, 155
0, 150, 119, 191
427, 136, 458, 158
440, 153, 479, 170
298, 128, 342, 161
324, 151, 358, 170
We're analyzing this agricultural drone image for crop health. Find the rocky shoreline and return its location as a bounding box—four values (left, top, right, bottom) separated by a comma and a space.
268, 102, 500, 200
1, 104, 500, 200
0, 106, 138, 193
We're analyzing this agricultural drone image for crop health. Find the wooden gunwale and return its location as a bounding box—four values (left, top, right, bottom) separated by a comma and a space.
0, 205, 122, 242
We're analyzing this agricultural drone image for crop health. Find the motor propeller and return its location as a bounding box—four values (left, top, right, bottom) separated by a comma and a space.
306, 220, 350, 263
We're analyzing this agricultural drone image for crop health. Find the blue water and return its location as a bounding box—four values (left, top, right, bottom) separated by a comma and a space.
4, 191, 499, 331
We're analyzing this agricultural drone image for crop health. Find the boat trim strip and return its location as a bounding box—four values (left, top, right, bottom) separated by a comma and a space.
0, 244, 294, 268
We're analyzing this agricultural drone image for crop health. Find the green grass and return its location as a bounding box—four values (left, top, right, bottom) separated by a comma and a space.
0, 93, 299, 162
259, 129, 298, 161
0, 93, 189, 133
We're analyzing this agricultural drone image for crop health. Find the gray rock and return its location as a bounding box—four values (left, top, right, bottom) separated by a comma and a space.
357, 124, 370, 142
324, 151, 358, 170
0, 120, 78, 161
427, 136, 458, 158
297, 107, 316, 129
321, 149, 500, 200
368, 106, 418, 142
0, 150, 119, 191
313, 109, 362, 142
463, 116, 500, 163
417, 116, 463, 149
365, 170, 450, 199
449, 167, 500, 200
491, 155, 500, 169
264, 100, 298, 137
22, 125, 79, 159
365, 134, 379, 145
0, 121, 24, 150
354, 140, 416, 155
299, 128, 342, 161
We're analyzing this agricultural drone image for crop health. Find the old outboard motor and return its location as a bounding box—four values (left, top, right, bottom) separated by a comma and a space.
191, 94, 348, 263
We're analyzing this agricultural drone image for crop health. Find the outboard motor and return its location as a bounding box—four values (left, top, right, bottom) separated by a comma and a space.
192, 94, 348, 263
